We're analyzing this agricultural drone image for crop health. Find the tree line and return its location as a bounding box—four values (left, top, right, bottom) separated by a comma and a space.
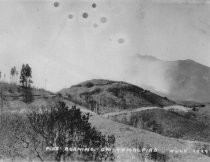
0, 64, 33, 103
0, 64, 33, 88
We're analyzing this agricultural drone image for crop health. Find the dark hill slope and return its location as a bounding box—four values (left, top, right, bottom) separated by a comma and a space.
59, 79, 175, 114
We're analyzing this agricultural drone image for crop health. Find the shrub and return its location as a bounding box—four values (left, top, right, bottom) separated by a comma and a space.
184, 111, 196, 120
84, 82, 94, 88
132, 140, 169, 162
148, 151, 169, 162
57, 93, 62, 97
107, 88, 120, 97
28, 101, 115, 161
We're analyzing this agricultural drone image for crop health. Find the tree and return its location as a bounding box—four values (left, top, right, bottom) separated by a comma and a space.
20, 64, 33, 103
28, 101, 115, 161
20, 64, 33, 88
4, 74, 6, 82
10, 68, 14, 83
15, 69, 19, 84
11, 66, 18, 84
10, 66, 17, 83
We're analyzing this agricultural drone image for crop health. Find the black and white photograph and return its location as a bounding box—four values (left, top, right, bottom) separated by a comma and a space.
0, 0, 210, 161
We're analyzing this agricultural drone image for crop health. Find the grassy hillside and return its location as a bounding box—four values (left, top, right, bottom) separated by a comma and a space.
90, 114, 210, 162
0, 82, 53, 98
108, 108, 210, 143
1, 99, 210, 162
59, 79, 175, 114
0, 82, 55, 113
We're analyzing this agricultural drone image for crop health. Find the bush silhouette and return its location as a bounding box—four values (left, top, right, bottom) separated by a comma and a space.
28, 101, 115, 161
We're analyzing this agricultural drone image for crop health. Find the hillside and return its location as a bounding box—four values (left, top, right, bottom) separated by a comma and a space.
0, 82, 210, 161
127, 54, 210, 103
0, 82, 55, 113
107, 108, 210, 143
59, 79, 175, 114
0, 82, 53, 98
90, 114, 210, 162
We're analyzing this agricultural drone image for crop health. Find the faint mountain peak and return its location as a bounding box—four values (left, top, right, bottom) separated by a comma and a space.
177, 59, 210, 70
178, 59, 197, 64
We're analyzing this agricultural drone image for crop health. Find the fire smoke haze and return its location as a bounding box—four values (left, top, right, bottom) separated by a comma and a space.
0, 0, 210, 92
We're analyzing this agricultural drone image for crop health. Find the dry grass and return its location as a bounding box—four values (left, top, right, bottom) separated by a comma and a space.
107, 108, 210, 143
89, 114, 210, 162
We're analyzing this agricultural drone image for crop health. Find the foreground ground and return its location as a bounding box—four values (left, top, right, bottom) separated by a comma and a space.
0, 82, 210, 161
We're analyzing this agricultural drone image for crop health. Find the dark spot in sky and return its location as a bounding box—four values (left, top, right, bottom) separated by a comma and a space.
100, 17, 107, 23
118, 38, 125, 44
54, 2, 60, 7
82, 12, 88, 19
68, 14, 74, 19
93, 24, 98, 28
92, 3, 96, 8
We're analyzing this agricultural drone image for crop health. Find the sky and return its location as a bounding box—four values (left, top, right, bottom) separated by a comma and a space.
0, 0, 210, 92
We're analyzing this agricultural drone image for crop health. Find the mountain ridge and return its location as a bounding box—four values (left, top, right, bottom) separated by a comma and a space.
137, 54, 210, 68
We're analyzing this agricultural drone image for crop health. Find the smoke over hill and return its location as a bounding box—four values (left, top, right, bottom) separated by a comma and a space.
125, 54, 210, 103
